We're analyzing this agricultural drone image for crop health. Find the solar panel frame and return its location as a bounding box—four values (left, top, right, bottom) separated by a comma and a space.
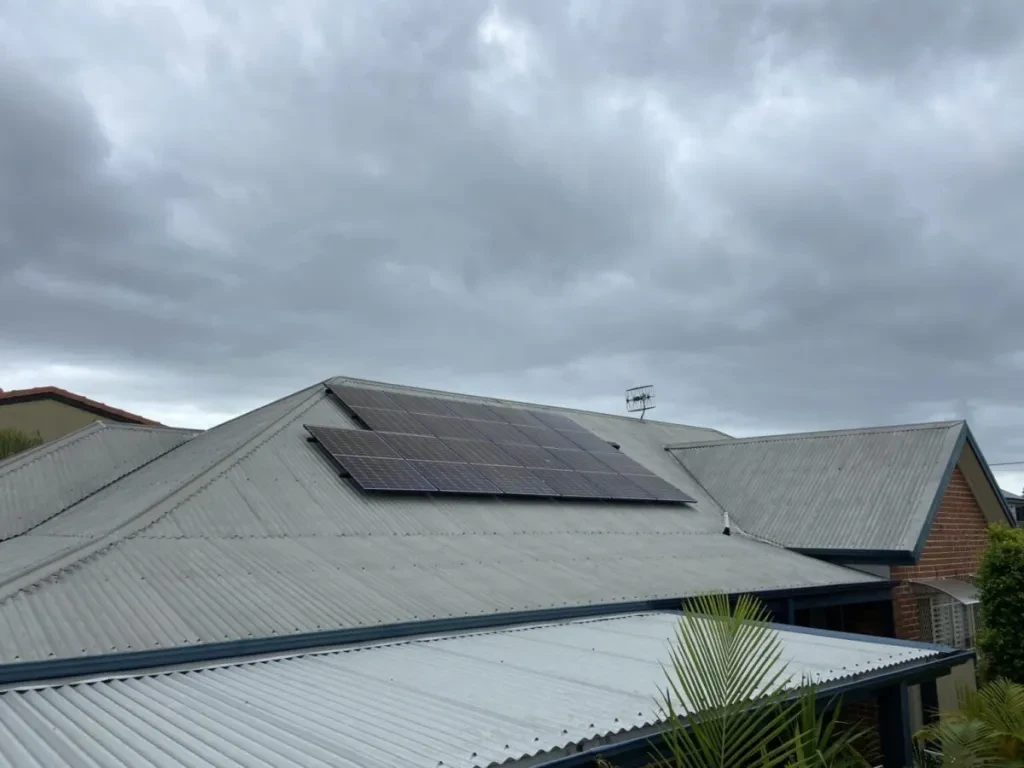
377, 433, 464, 463
327, 384, 402, 411
409, 461, 502, 495
558, 430, 619, 453
442, 400, 502, 421
497, 443, 570, 470
442, 439, 522, 466
545, 449, 610, 473
335, 455, 437, 492
623, 473, 697, 503
591, 451, 657, 476
531, 469, 605, 499
513, 426, 581, 450
466, 420, 533, 445
350, 407, 434, 436
529, 410, 585, 432
305, 425, 402, 459
474, 465, 555, 497
387, 393, 458, 417
579, 472, 656, 501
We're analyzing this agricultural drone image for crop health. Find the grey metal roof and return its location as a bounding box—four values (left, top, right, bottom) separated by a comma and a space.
0, 612, 942, 768
0, 379, 876, 663
669, 421, 967, 555
0, 422, 197, 542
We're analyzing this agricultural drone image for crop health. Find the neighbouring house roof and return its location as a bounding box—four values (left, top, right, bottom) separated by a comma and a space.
669, 421, 1013, 564
0, 377, 876, 667
0, 421, 198, 541
0, 612, 960, 768
0, 386, 161, 426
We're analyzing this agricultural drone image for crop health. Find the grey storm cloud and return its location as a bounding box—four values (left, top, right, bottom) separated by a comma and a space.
1, 0, 1024, 475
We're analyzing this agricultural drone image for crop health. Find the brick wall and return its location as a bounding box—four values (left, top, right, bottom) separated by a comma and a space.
890, 467, 989, 641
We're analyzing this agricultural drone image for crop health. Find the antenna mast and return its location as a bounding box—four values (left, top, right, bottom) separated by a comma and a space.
625, 385, 655, 421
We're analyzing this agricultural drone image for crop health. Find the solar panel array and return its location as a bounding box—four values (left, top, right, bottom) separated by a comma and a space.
308, 383, 697, 504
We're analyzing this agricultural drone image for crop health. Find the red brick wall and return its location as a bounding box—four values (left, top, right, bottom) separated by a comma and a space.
890, 467, 989, 641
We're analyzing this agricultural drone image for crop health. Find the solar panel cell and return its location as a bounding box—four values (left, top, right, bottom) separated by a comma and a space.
304, 425, 400, 459
336, 455, 437, 492
386, 393, 455, 417
485, 406, 548, 428
442, 400, 502, 421
413, 415, 485, 440
529, 410, 584, 432
622, 474, 696, 503
546, 449, 609, 473
442, 439, 521, 466
351, 407, 433, 436
592, 451, 657, 476
558, 430, 618, 453
327, 384, 401, 410
474, 465, 554, 496
498, 443, 570, 470
579, 472, 656, 501
531, 469, 604, 499
513, 426, 580, 450
378, 433, 463, 462
409, 461, 501, 495
467, 420, 532, 445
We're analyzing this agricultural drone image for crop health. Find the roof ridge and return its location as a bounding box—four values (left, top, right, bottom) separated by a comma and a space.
0, 386, 325, 604
668, 420, 965, 451
329, 376, 732, 438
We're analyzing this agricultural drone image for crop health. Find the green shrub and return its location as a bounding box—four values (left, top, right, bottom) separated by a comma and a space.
977, 525, 1024, 683
0, 427, 43, 460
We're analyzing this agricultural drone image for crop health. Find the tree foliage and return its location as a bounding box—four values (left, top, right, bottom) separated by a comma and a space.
977, 525, 1024, 684
0, 427, 43, 460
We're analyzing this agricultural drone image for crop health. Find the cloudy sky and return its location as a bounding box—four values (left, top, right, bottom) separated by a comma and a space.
2, 1, 1024, 487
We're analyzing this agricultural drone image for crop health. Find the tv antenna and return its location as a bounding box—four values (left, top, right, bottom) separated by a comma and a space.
625, 385, 655, 421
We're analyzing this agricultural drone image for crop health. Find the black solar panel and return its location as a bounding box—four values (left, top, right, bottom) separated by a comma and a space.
485, 405, 548, 428
531, 469, 605, 499
305, 425, 401, 459
387, 392, 455, 417
443, 439, 521, 466
413, 415, 485, 440
498, 443, 570, 470
529, 410, 584, 432
592, 451, 656, 476
378, 433, 463, 462
579, 472, 655, 501
410, 461, 501, 495
443, 400, 502, 421
475, 465, 554, 496
558, 430, 618, 453
468, 420, 532, 445
335, 455, 437, 492
624, 474, 696, 503
513, 426, 580, 450
546, 449, 610, 473
351, 407, 433, 436
327, 384, 401, 411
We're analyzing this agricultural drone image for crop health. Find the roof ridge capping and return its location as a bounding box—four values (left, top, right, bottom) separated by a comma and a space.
328, 376, 732, 437
666, 419, 965, 451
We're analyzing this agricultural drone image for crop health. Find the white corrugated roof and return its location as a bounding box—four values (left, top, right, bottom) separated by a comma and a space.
0, 612, 943, 768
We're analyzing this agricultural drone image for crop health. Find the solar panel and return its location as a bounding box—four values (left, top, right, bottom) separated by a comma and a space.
442, 439, 521, 466
410, 461, 501, 495
579, 472, 656, 501
513, 426, 580, 450
546, 449, 610, 473
467, 420, 532, 445
485, 405, 548, 428
442, 400, 502, 421
558, 430, 618, 453
624, 473, 696, 503
335, 455, 437, 492
386, 392, 455, 417
498, 443, 570, 470
474, 465, 555, 497
305, 425, 401, 459
414, 415, 486, 440
529, 410, 584, 432
531, 469, 605, 499
327, 384, 401, 411
351, 407, 433, 436
378, 433, 463, 462
592, 451, 657, 476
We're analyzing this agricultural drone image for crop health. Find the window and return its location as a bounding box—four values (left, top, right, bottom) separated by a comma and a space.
914, 577, 982, 649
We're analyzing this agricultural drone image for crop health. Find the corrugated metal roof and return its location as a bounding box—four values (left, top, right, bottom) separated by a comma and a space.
670, 422, 966, 554
0, 379, 876, 663
0, 612, 943, 768
0, 422, 197, 541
